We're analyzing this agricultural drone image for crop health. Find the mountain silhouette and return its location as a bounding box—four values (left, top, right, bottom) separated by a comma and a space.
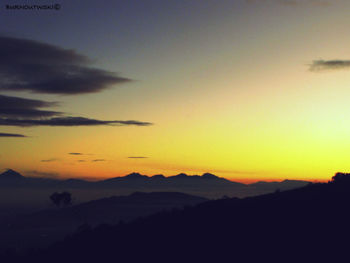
0, 169, 23, 179
124, 172, 148, 179
0, 169, 27, 187
6, 173, 349, 262
201, 172, 218, 179
0, 169, 308, 191
0, 169, 310, 208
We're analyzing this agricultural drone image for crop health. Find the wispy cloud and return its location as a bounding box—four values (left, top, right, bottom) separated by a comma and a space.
0, 36, 131, 95
40, 158, 58, 162
309, 59, 350, 72
92, 159, 106, 162
0, 95, 153, 128
127, 156, 149, 159
0, 132, 27, 137
0, 94, 61, 118
0, 117, 153, 127
69, 152, 83, 155
26, 170, 60, 178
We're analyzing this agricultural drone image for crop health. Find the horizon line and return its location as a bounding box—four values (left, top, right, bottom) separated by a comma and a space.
1, 169, 328, 184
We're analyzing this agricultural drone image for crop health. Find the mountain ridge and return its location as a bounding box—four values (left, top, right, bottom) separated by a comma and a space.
0, 169, 311, 201
0, 169, 310, 185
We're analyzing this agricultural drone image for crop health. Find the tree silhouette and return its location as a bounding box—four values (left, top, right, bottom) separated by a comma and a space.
331, 172, 350, 184
50, 191, 72, 207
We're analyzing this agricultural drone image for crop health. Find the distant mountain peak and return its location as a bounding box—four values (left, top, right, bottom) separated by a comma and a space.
175, 173, 188, 178
202, 173, 218, 179
125, 172, 148, 179
0, 169, 23, 178
281, 179, 308, 184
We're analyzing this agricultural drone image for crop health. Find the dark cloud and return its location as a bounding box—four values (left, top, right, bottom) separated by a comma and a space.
309, 60, 350, 72
0, 38, 152, 131
0, 95, 153, 128
0, 36, 131, 95
69, 152, 83, 155
127, 156, 149, 159
116, 120, 153, 126
92, 159, 106, 162
78, 160, 86, 162
0, 94, 62, 118
40, 158, 58, 162
0, 132, 27, 137
0, 117, 153, 127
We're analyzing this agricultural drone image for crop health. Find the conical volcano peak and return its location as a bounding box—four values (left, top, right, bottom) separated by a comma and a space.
0, 169, 23, 178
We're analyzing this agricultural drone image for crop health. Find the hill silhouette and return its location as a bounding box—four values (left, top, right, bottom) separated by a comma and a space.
6, 173, 350, 262
0, 192, 207, 251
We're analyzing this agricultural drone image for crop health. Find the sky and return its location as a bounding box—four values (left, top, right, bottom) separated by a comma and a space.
1, 0, 350, 182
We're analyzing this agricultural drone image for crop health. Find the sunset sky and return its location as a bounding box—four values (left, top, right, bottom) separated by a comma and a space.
1, 0, 350, 182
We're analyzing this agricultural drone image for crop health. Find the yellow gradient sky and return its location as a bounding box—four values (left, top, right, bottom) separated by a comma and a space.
1, 0, 350, 182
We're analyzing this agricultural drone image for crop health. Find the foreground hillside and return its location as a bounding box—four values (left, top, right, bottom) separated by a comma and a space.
0, 192, 207, 251
9, 173, 350, 262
